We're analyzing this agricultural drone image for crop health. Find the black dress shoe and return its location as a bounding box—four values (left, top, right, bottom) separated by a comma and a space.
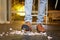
21, 24, 32, 31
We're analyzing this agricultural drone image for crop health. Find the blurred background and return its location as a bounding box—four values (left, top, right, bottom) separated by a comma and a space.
0, 0, 60, 40
0, 0, 60, 31
0, 0, 60, 24
0, 0, 60, 32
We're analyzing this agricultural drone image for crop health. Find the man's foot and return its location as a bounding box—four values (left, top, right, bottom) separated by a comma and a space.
21, 22, 32, 32
36, 24, 45, 33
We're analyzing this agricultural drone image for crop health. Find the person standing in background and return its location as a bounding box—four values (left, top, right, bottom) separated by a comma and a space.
21, 0, 47, 33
